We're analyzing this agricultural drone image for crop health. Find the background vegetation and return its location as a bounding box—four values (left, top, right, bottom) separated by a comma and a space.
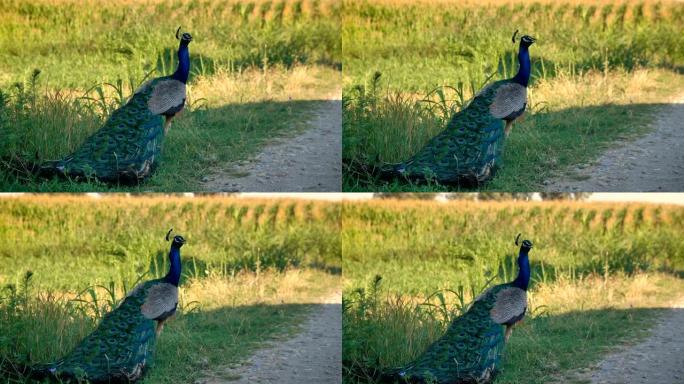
0, 0, 341, 191
342, 0, 684, 191
0, 195, 341, 383
342, 199, 684, 383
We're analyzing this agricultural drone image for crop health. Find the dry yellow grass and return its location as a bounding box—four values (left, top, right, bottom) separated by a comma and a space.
191, 65, 342, 106
0, 194, 340, 223
367, 0, 681, 7
23, 0, 340, 20
344, 197, 683, 216
531, 68, 684, 110
183, 268, 339, 311
531, 272, 684, 315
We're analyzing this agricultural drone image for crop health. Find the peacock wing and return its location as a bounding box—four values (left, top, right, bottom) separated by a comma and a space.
489, 82, 527, 120
147, 79, 186, 115
53, 281, 158, 382
490, 286, 527, 325
140, 282, 179, 320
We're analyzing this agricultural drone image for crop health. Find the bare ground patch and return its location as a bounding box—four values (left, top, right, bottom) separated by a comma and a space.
195, 291, 341, 384
563, 298, 684, 384
202, 99, 342, 192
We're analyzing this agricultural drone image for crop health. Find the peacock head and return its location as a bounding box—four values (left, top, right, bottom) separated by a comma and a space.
166, 228, 186, 248
515, 233, 533, 252
176, 27, 193, 46
512, 30, 536, 48
171, 235, 186, 248
520, 239, 533, 251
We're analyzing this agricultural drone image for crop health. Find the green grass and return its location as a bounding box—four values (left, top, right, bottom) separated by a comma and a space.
0, 195, 341, 383
0, 0, 341, 191
342, 199, 684, 383
0, 0, 341, 89
342, 0, 684, 191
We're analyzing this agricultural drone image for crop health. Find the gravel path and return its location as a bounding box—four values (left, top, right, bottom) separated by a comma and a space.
544, 92, 684, 192
197, 291, 342, 384
571, 299, 684, 384
202, 100, 342, 192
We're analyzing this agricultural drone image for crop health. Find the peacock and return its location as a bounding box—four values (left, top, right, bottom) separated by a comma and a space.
380, 235, 533, 384
19, 230, 185, 383
37, 28, 193, 185
379, 32, 536, 187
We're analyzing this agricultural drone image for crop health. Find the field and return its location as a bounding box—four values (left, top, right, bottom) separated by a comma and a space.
342, 199, 684, 383
0, 195, 341, 383
0, 0, 341, 191
342, 0, 684, 191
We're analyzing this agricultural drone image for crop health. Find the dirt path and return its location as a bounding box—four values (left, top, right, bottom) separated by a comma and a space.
570, 299, 684, 384
202, 100, 342, 192
544, 92, 684, 192
197, 291, 341, 384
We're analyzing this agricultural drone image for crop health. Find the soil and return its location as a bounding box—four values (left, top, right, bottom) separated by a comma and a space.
196, 291, 342, 384
202, 100, 342, 192
544, 92, 684, 192
568, 299, 684, 384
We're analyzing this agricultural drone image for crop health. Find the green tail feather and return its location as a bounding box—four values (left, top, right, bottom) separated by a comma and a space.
39, 78, 166, 184
382, 285, 509, 384
381, 81, 507, 186
43, 281, 159, 383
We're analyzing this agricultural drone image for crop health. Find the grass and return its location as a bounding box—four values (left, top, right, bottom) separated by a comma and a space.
342, 199, 684, 383
0, 195, 341, 383
0, 0, 341, 191
342, 0, 684, 191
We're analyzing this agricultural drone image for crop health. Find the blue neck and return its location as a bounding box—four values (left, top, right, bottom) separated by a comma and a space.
164, 247, 182, 286
512, 249, 530, 290
512, 44, 531, 87
172, 43, 190, 83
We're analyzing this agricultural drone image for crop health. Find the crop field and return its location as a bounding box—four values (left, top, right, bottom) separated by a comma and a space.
0, 195, 341, 383
342, 199, 684, 383
0, 0, 341, 192
342, 0, 684, 191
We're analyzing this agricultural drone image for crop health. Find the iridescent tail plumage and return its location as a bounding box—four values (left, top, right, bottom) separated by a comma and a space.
38, 79, 166, 185
9, 283, 160, 383
380, 285, 509, 384
378, 82, 507, 187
